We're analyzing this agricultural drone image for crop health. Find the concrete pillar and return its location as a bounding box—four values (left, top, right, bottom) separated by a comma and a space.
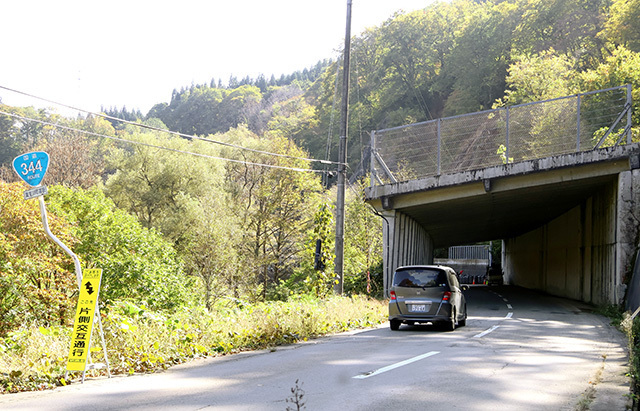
381, 210, 433, 296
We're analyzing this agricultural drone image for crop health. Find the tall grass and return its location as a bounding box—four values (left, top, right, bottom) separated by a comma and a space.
0, 295, 387, 393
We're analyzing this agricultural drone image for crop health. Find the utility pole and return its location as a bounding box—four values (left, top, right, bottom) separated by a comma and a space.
334, 0, 352, 295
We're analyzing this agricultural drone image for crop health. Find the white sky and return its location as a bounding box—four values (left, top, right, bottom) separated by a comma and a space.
0, 0, 431, 115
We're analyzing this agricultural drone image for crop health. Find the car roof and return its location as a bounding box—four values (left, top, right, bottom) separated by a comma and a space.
395, 265, 452, 271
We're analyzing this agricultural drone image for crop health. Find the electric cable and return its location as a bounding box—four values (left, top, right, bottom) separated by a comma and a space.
0, 109, 326, 174
0, 85, 343, 167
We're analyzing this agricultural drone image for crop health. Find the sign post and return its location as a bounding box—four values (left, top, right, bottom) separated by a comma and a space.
66, 269, 110, 382
12, 151, 110, 382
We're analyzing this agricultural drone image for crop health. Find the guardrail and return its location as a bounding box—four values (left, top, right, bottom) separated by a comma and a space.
370, 85, 633, 187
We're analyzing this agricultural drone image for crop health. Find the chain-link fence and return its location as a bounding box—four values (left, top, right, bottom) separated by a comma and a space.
371, 85, 633, 187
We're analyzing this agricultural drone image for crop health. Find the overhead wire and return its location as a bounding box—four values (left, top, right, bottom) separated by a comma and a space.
323, 60, 343, 187
0, 85, 342, 167
0, 109, 325, 174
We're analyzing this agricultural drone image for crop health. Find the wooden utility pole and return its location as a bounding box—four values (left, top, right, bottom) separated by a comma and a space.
334, 0, 352, 294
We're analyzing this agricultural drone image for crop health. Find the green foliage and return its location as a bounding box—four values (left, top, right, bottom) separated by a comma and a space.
445, 1, 518, 115
104, 131, 224, 242
2, 0, 640, 381
178, 191, 242, 310
602, 0, 640, 53
296, 0, 638, 171
619, 310, 640, 399
343, 180, 384, 297
513, 0, 606, 68
0, 296, 387, 393
281, 203, 336, 299
578, 46, 640, 129
343, 261, 384, 299
0, 106, 54, 167
497, 49, 576, 106
0, 182, 77, 334
100, 106, 143, 131
46, 185, 194, 310
224, 132, 324, 300
0, 326, 69, 392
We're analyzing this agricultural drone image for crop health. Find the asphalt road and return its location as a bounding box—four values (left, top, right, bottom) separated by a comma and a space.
0, 286, 631, 410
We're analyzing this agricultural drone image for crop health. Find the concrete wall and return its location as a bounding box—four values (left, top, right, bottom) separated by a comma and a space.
503, 175, 638, 305
617, 170, 640, 302
376, 167, 640, 305
381, 210, 433, 295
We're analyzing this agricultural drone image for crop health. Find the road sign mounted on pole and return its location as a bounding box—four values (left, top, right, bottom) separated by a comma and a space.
11, 151, 111, 382
66, 268, 110, 382
12, 151, 49, 187
23, 185, 48, 200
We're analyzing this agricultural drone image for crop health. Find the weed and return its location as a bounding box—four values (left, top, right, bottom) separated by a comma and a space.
0, 295, 387, 393
285, 379, 306, 410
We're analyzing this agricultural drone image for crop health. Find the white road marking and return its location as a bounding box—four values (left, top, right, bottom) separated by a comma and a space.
353, 351, 440, 379
505, 312, 513, 319
506, 304, 513, 309
473, 325, 500, 338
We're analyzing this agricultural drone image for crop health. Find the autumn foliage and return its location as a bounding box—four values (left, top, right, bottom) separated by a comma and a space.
0, 182, 76, 334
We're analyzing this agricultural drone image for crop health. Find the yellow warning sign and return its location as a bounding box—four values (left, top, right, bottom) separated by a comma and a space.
66, 268, 103, 372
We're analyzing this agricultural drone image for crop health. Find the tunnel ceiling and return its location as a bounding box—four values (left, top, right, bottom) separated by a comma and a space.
398, 174, 618, 249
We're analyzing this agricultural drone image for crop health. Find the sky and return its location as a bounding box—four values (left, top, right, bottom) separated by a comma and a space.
0, 0, 431, 115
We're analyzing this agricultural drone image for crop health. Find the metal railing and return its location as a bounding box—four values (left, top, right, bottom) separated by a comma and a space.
370, 85, 633, 187
448, 245, 490, 261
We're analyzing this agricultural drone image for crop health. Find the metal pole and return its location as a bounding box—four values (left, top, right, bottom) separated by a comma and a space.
370, 130, 376, 190
506, 107, 510, 163
38, 195, 82, 287
39, 195, 111, 380
576, 93, 581, 151
628, 84, 633, 144
334, 0, 352, 295
437, 118, 441, 175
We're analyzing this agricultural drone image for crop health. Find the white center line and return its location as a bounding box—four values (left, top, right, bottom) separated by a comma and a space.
473, 325, 500, 338
353, 351, 440, 379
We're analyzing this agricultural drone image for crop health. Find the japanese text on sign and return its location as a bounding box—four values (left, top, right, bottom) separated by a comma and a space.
66, 269, 103, 372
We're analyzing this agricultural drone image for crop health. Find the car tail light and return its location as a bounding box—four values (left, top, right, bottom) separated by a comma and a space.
442, 291, 452, 302
390, 290, 397, 301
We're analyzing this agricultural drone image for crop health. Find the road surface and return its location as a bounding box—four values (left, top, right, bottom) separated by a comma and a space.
0, 286, 630, 410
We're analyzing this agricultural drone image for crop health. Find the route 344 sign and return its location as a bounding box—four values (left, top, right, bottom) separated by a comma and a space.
12, 151, 49, 187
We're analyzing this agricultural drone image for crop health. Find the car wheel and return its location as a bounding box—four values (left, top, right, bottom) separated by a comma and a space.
390, 319, 401, 331
458, 306, 467, 327
443, 310, 456, 331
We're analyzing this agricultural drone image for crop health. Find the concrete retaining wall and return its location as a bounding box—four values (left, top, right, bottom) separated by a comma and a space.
381, 210, 432, 296
503, 175, 638, 305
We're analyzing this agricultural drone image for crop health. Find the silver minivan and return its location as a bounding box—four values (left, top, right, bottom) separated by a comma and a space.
389, 265, 468, 331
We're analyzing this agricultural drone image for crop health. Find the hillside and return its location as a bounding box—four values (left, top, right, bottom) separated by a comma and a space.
116, 0, 640, 172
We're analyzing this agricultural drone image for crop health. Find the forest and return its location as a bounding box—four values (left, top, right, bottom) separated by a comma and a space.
1, 0, 640, 391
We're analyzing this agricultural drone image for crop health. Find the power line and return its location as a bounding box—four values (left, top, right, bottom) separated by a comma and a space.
0, 84, 342, 167
0, 109, 326, 174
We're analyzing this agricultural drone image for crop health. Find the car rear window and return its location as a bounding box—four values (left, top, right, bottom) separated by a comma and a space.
392, 269, 447, 288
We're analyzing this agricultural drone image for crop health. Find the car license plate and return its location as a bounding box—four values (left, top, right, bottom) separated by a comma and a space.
408, 304, 427, 313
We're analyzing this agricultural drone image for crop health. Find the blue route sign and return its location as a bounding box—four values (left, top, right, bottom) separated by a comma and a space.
12, 151, 50, 187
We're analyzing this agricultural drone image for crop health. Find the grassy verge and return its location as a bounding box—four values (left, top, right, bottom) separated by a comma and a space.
621, 311, 640, 408
0, 295, 387, 394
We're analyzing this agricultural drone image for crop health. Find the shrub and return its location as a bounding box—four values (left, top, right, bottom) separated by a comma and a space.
0, 296, 387, 393
47, 185, 195, 310
0, 182, 77, 334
